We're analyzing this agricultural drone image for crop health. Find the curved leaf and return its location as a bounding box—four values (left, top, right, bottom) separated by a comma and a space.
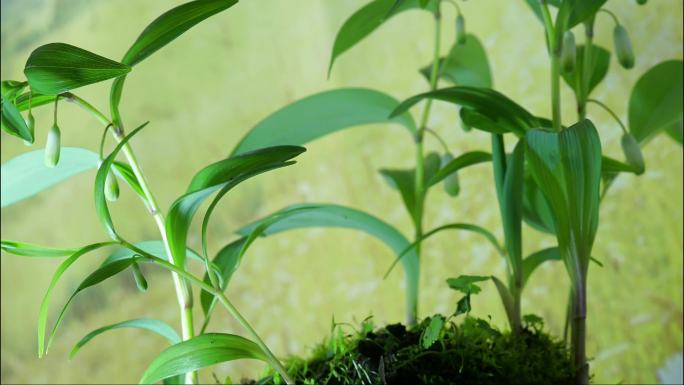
446, 275, 490, 295
70, 319, 180, 359
522, 173, 556, 234
1, 94, 32, 142
391, 86, 538, 136
561, 45, 610, 98
490, 275, 516, 328
329, 0, 436, 75
94, 123, 148, 240
24, 43, 130, 95
500, 141, 525, 280
231, 88, 416, 155
166, 146, 305, 268
420, 34, 492, 88
522, 247, 561, 287
628, 60, 683, 144
236, 203, 420, 324
104, 240, 200, 265
140, 333, 267, 384
1, 240, 78, 257
14, 92, 57, 112
428, 151, 491, 186
37, 241, 118, 357
200, 238, 247, 321
1, 147, 100, 208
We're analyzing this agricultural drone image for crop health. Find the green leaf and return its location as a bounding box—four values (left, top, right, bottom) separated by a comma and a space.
391, 86, 538, 136
420, 315, 444, 349
112, 161, 145, 199
70, 319, 180, 359
231, 88, 416, 155
24, 43, 130, 95
103, 240, 205, 266
500, 141, 525, 280
564, 0, 607, 29
490, 275, 516, 328
420, 34, 492, 88
1, 240, 78, 257
14, 92, 57, 112
561, 45, 610, 98
236, 203, 420, 324
522, 247, 561, 287
1, 147, 100, 208
200, 238, 247, 318
428, 151, 491, 186
94, 123, 148, 240
329, 0, 436, 75
455, 295, 472, 316
140, 333, 267, 384
1, 94, 32, 142
166, 146, 305, 268
1, 80, 28, 100
446, 275, 490, 295
628, 60, 683, 144
37, 241, 118, 357
665, 120, 683, 144
522, 173, 556, 234
524, 0, 562, 23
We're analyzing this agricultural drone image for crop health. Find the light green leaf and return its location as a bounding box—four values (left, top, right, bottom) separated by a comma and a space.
490, 275, 516, 328
391, 86, 538, 136
14, 91, 57, 112
420, 315, 444, 349
166, 146, 305, 268
71, 319, 180, 359
446, 275, 490, 295
561, 45, 610, 98
1, 147, 100, 208
37, 241, 118, 357
1, 94, 32, 142
231, 88, 416, 156
24, 43, 130, 95
628, 60, 683, 144
500, 140, 525, 280
140, 333, 267, 384
112, 161, 145, 199
420, 34, 492, 88
102, 240, 203, 266
1, 240, 78, 257
329, 0, 436, 75
94, 123, 148, 240
427, 151, 491, 186
1, 80, 28, 100
236, 203, 420, 324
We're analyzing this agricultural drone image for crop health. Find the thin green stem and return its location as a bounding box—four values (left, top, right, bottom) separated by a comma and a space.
577, 19, 595, 120
540, 1, 561, 131
586, 99, 628, 133
424, 128, 450, 153
598, 8, 619, 26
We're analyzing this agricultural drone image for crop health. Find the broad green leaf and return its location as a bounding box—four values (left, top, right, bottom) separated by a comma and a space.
522, 173, 556, 234
1, 147, 100, 208
391, 86, 538, 136
140, 333, 267, 384
70, 319, 180, 359
446, 275, 490, 295
329, 0, 436, 75
564, 0, 607, 29
421, 315, 444, 349
37, 241, 118, 357
628, 60, 683, 144
94, 123, 148, 240
420, 34, 492, 88
14, 92, 57, 112
231, 88, 416, 156
1, 94, 32, 142
428, 151, 491, 185
561, 45, 610, 98
522, 247, 561, 287
236, 203, 420, 324
24, 43, 130, 95
166, 146, 305, 268
500, 141, 525, 281
665, 120, 683, 144
1, 240, 78, 257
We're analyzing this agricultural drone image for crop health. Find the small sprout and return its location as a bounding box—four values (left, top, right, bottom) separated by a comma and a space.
621, 133, 645, 173
441, 153, 461, 196
613, 24, 635, 69
131, 261, 148, 292
561, 31, 576, 73
420, 315, 444, 349
105, 170, 120, 202
456, 14, 466, 44
454, 294, 472, 316
44, 124, 61, 168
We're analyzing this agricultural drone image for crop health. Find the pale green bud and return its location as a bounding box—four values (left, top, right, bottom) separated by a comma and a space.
44, 124, 61, 168
441, 153, 461, 196
621, 133, 644, 174
105, 171, 120, 202
614, 24, 635, 69
131, 261, 148, 292
561, 31, 576, 73
456, 14, 466, 45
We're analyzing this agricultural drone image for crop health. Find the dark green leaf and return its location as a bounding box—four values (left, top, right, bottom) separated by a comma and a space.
24, 43, 130, 95
1, 147, 100, 208
1, 94, 32, 142
420, 34, 492, 88
524, 0, 562, 23
70, 319, 180, 359
231, 88, 416, 156
628, 60, 683, 144
455, 295, 472, 316
420, 315, 444, 349
112, 161, 145, 199
94, 123, 148, 240
601, 155, 642, 175
140, 333, 267, 384
561, 45, 610, 98
0, 80, 28, 100
522, 247, 561, 287
665, 120, 683, 144
522, 173, 556, 234
0, 240, 78, 257
14, 92, 57, 112
500, 140, 525, 279
428, 151, 491, 185
446, 275, 490, 295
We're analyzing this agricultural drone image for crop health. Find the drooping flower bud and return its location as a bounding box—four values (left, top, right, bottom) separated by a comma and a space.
456, 14, 466, 45
105, 170, 120, 202
131, 261, 148, 292
613, 24, 635, 69
561, 31, 576, 73
621, 133, 644, 174
44, 124, 61, 168
23, 111, 35, 146
441, 153, 461, 196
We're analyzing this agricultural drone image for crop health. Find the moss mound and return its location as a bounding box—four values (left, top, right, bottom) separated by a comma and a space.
253, 315, 575, 385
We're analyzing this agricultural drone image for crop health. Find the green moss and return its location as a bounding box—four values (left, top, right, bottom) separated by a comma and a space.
252, 315, 575, 385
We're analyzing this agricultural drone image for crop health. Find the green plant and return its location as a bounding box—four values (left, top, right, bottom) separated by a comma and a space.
1, 1, 304, 384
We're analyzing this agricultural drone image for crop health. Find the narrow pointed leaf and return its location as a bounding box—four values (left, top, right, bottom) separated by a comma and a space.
200, 238, 247, 318
420, 34, 492, 88
71, 319, 180, 359
24, 43, 130, 95
112, 161, 145, 199
1, 95, 32, 142
140, 333, 267, 384
500, 141, 525, 279
1, 147, 100, 208
522, 247, 561, 287
490, 275, 516, 328
1, 240, 78, 257
428, 151, 491, 186
14, 91, 57, 112
231, 88, 416, 155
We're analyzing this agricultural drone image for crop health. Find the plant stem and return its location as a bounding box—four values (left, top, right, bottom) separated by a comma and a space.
586, 99, 628, 133
571, 280, 588, 385
577, 18, 595, 120
540, 1, 562, 131
66, 93, 197, 384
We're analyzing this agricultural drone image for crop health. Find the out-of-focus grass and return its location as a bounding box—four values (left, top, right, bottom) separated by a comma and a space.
1, 0, 681, 383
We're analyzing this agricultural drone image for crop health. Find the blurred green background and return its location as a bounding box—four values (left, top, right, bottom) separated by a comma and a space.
1, 0, 682, 383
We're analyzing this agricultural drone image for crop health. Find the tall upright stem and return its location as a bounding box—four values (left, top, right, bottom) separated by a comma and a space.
578, 18, 595, 120
540, 1, 562, 131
